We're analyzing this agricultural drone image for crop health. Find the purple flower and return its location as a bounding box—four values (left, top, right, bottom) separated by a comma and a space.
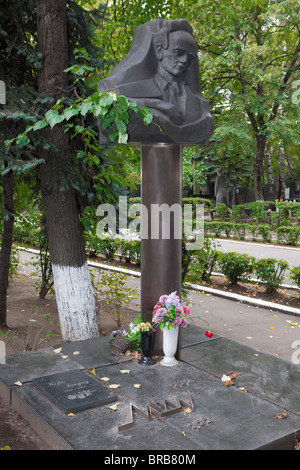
165, 291, 181, 309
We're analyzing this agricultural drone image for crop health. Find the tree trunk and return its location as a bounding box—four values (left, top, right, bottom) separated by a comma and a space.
254, 134, 266, 200
0, 170, 14, 326
279, 140, 286, 200
36, 0, 99, 341
264, 147, 274, 184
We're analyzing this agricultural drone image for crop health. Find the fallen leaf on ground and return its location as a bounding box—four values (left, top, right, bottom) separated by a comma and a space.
53, 347, 62, 354
89, 367, 96, 376
134, 384, 141, 388
100, 377, 110, 382
120, 369, 131, 374
61, 355, 69, 359
109, 384, 121, 389
276, 412, 287, 419
14, 381, 22, 387
239, 387, 248, 393
67, 413, 75, 417
73, 351, 80, 355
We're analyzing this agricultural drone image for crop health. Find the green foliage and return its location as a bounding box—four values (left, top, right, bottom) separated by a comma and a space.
290, 267, 300, 289
216, 252, 255, 285
93, 270, 138, 328
254, 258, 289, 294
215, 203, 229, 220
188, 236, 219, 282
276, 226, 300, 246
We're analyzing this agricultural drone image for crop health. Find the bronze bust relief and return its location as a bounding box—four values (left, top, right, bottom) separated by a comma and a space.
98, 19, 214, 145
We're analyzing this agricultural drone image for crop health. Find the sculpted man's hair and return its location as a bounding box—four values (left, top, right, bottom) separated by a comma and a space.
152, 19, 194, 50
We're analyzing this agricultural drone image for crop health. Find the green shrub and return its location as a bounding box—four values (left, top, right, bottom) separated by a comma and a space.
254, 258, 289, 293
290, 266, 300, 289
277, 226, 300, 246
234, 223, 248, 240
257, 224, 272, 243
215, 203, 229, 220
217, 251, 255, 284
188, 236, 219, 281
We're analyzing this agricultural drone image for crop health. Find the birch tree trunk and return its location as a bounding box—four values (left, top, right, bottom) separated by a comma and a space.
36, 0, 99, 341
0, 170, 14, 326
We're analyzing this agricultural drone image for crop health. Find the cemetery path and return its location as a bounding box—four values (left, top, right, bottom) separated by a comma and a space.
0, 246, 299, 450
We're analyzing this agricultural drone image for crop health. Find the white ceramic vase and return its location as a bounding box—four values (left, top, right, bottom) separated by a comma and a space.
160, 324, 179, 367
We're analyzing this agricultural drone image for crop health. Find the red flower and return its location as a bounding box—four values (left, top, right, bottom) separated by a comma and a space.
205, 331, 213, 338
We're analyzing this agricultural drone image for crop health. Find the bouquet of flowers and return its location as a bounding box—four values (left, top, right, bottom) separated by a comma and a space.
152, 291, 213, 337
152, 291, 190, 330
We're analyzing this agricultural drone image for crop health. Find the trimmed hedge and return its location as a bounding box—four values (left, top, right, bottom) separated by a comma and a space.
204, 221, 300, 245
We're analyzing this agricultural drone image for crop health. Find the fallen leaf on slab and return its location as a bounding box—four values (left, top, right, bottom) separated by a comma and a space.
109, 384, 121, 389
120, 369, 131, 374
184, 407, 192, 414
221, 374, 232, 382
53, 347, 62, 354
100, 377, 110, 382
134, 384, 141, 388
89, 367, 96, 376
108, 404, 118, 411
73, 351, 80, 355
61, 355, 69, 359
239, 387, 248, 393
14, 381, 22, 387
276, 412, 287, 419
67, 413, 75, 417
228, 371, 237, 380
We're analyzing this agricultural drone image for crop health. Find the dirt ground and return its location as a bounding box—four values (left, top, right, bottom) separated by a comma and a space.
0, 258, 299, 450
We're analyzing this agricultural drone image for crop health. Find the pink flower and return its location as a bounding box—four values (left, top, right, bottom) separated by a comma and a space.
183, 306, 190, 316
172, 317, 182, 327
181, 317, 188, 328
176, 307, 183, 316
153, 307, 167, 323
159, 295, 168, 304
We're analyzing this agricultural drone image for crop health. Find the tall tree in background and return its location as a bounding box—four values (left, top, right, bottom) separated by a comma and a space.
36, 0, 99, 341
183, 0, 300, 200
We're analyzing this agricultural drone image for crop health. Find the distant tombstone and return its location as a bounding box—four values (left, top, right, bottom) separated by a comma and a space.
33, 370, 117, 414
264, 177, 279, 201
0, 81, 6, 104
214, 168, 227, 205
0, 340, 5, 364
290, 181, 300, 199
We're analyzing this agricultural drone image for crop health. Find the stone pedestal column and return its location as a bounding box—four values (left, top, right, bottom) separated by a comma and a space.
140, 144, 182, 357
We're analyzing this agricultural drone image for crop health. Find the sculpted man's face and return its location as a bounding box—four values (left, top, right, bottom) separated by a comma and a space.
158, 30, 197, 79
